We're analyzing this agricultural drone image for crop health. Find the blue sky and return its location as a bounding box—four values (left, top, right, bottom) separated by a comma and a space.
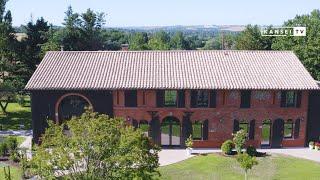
6, 0, 320, 27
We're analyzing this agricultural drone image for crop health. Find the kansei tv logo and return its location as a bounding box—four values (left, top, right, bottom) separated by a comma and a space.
261, 27, 306, 36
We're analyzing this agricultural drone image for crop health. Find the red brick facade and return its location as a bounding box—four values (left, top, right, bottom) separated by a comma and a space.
113, 90, 308, 148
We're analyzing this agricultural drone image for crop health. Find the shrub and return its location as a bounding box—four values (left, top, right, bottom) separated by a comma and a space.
233, 130, 247, 154
0, 142, 8, 156
221, 140, 233, 155
6, 136, 18, 153
185, 135, 193, 148
246, 145, 257, 157
10, 151, 20, 163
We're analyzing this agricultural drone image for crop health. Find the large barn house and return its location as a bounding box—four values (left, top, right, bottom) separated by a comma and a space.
25, 50, 320, 148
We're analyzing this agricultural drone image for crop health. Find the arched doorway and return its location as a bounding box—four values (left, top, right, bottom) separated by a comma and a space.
271, 118, 284, 148
57, 94, 91, 122
161, 116, 181, 147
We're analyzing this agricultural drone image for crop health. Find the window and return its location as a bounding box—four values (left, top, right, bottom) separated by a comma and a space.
286, 91, 297, 107
164, 90, 177, 107
192, 120, 208, 140
240, 90, 251, 108
124, 90, 137, 107
197, 90, 209, 107
239, 121, 249, 134
281, 91, 301, 108
284, 120, 293, 138
193, 121, 203, 140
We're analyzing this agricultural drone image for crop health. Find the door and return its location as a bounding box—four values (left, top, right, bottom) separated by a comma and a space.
161, 117, 181, 147
271, 119, 284, 148
261, 120, 272, 147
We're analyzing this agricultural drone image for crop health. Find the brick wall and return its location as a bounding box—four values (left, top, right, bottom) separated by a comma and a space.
113, 90, 309, 148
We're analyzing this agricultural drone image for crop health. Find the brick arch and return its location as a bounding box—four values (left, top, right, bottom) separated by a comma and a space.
55, 93, 93, 123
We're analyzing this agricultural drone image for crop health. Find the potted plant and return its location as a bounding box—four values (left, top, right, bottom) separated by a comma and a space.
309, 141, 314, 150
315, 142, 320, 151
185, 135, 193, 155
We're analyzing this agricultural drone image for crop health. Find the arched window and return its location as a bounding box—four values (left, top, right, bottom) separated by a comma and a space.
284, 119, 293, 139
58, 95, 90, 122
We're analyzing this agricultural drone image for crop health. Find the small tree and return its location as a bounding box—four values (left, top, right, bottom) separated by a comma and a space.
29, 110, 160, 179
236, 153, 258, 180
233, 130, 247, 154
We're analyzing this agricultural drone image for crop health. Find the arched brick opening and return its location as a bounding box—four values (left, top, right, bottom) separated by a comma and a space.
55, 93, 93, 123
161, 116, 181, 147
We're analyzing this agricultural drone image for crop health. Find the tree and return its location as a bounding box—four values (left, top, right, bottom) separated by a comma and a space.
148, 31, 170, 50
30, 110, 160, 179
236, 24, 273, 50
20, 17, 50, 79
233, 129, 247, 154
236, 153, 258, 180
102, 29, 128, 50
129, 32, 149, 50
272, 9, 320, 80
170, 31, 190, 50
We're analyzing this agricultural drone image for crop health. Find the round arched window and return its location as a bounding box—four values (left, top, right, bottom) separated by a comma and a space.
58, 95, 90, 121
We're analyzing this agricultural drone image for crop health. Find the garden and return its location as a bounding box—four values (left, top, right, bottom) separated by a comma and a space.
161, 130, 320, 180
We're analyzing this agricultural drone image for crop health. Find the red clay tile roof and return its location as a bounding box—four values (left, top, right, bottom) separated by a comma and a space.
25, 50, 319, 90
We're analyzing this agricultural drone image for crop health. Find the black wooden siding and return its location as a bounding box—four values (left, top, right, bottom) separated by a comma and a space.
31, 90, 113, 143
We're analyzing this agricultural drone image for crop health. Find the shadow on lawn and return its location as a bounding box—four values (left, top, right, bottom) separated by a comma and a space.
0, 104, 31, 130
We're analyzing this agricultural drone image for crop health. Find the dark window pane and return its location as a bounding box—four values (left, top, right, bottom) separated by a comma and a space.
164, 90, 177, 107
240, 90, 251, 108
59, 95, 89, 121
284, 120, 293, 138
282, 91, 300, 108
124, 90, 137, 107
197, 90, 209, 107
239, 122, 249, 134
193, 121, 202, 140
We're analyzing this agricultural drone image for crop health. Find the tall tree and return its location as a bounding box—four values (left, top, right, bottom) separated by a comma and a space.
170, 31, 190, 50
129, 32, 149, 50
148, 31, 170, 50
235, 25, 273, 50
21, 17, 50, 79
272, 9, 320, 80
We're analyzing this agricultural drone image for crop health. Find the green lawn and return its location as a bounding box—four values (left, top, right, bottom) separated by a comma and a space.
0, 163, 22, 180
0, 102, 31, 130
159, 153, 320, 180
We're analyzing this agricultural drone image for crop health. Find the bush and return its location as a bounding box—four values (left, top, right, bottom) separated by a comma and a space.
246, 145, 257, 157
185, 135, 193, 148
6, 136, 18, 153
10, 151, 20, 162
0, 142, 8, 156
221, 140, 233, 155
233, 130, 247, 154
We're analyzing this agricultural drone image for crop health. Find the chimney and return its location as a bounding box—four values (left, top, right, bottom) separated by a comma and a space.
60, 45, 64, 51
121, 44, 129, 51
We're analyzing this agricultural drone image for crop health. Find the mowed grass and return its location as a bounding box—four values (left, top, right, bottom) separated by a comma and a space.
0, 102, 31, 130
159, 153, 320, 180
